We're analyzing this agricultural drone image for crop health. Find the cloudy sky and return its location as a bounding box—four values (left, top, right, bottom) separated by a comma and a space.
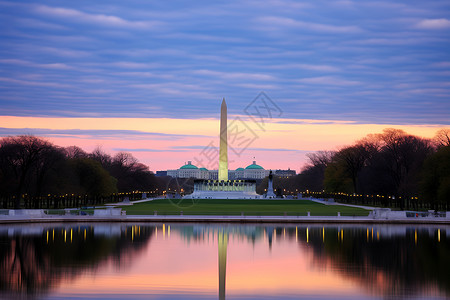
0, 0, 449, 171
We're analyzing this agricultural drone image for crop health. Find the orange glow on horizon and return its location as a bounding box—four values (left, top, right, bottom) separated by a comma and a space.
0, 115, 444, 172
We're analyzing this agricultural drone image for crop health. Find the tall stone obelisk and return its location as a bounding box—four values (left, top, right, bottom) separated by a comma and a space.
218, 98, 228, 181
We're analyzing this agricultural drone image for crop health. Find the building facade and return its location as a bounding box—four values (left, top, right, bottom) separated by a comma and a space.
166, 160, 271, 180
274, 168, 296, 178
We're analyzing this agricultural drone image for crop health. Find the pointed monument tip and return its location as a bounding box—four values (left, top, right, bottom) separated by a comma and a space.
221, 98, 227, 106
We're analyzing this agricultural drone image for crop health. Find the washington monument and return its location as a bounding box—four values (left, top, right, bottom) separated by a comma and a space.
183, 98, 259, 199
219, 98, 228, 181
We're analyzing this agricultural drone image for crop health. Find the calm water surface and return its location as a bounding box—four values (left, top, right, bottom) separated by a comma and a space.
0, 223, 448, 300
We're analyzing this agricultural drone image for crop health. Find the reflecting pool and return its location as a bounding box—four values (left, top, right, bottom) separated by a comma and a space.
0, 223, 448, 299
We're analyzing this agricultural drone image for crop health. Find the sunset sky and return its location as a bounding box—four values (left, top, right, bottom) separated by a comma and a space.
1, 1, 449, 172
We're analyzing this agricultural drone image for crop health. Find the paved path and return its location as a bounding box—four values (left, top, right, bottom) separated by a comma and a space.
131, 198, 159, 204
307, 198, 375, 210
104, 197, 157, 206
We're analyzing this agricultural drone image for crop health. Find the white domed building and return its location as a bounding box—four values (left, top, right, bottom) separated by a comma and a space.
242, 161, 270, 179
167, 161, 210, 179
167, 160, 269, 180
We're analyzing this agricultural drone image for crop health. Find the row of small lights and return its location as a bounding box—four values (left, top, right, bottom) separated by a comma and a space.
14, 190, 162, 198
15, 190, 419, 200
261, 189, 420, 200
304, 191, 419, 200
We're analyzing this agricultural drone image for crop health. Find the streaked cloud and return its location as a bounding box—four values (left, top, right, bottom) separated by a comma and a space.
34, 4, 160, 30
256, 16, 362, 33
416, 18, 450, 29
0, 127, 211, 140
112, 148, 188, 153
297, 76, 360, 86
0, 58, 74, 70
192, 70, 275, 81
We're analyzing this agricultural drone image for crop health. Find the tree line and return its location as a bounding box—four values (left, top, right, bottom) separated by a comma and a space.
0, 135, 163, 209
1, 128, 449, 210
261, 128, 450, 210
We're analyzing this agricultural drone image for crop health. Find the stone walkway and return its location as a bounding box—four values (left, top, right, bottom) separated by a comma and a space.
131, 198, 158, 204
2, 198, 448, 224
307, 198, 376, 210
104, 197, 157, 206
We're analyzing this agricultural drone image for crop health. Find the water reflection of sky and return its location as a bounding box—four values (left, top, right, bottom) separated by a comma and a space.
1, 223, 448, 300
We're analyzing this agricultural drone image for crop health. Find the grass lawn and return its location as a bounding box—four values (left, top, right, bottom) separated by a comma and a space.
123, 199, 370, 216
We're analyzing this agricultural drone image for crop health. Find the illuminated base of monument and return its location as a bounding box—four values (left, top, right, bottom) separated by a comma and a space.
183, 179, 262, 199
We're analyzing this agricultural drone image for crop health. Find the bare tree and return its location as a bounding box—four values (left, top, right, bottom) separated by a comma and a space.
306, 151, 335, 168
34, 146, 66, 202
375, 129, 433, 199
90, 147, 112, 169
0, 136, 55, 208
113, 152, 138, 170
65, 146, 87, 159
335, 145, 369, 194
434, 128, 450, 147
111, 152, 142, 192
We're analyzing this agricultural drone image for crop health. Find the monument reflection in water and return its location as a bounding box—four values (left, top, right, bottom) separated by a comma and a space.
0, 223, 449, 299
